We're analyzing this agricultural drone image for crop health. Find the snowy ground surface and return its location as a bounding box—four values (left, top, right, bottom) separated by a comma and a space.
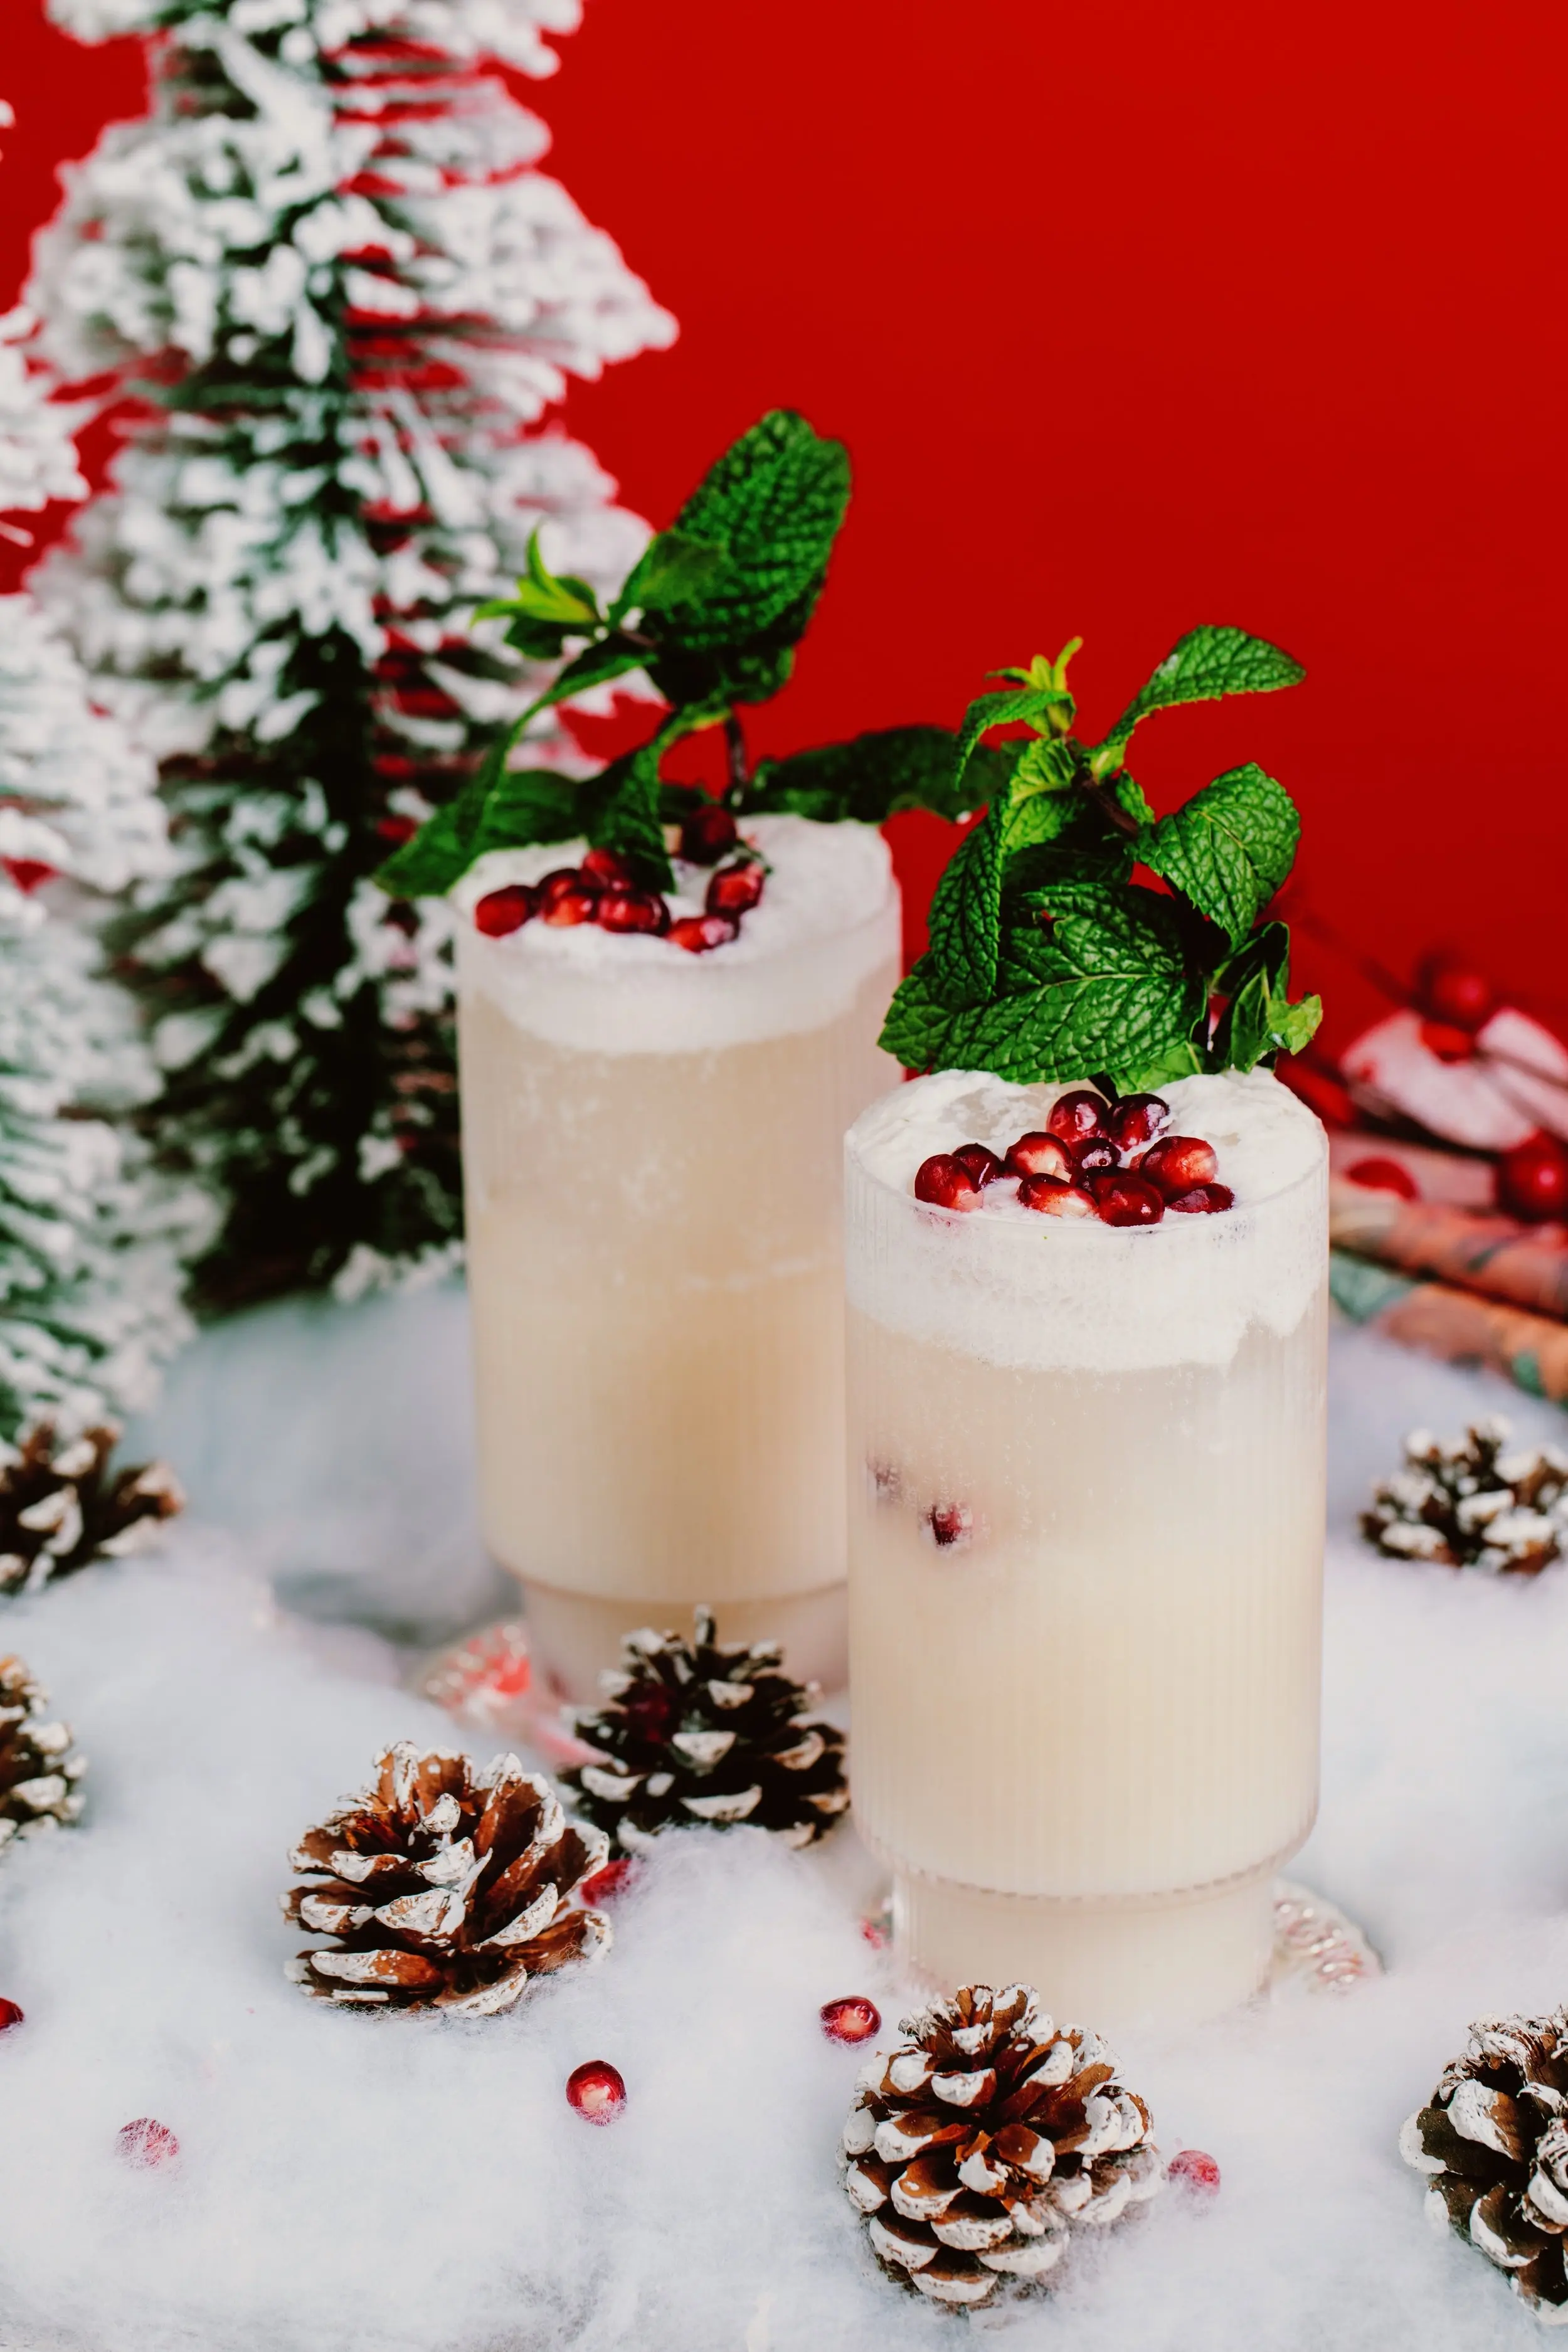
2, 1286, 1567, 2350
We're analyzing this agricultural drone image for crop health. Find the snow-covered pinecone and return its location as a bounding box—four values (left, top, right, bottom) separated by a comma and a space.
561, 1606, 848, 1853
1363, 1417, 1568, 1574
0, 1654, 86, 1851
283, 1742, 610, 2014
0, 1422, 183, 1597
843, 1983, 1162, 2307
1402, 2008, 1568, 2322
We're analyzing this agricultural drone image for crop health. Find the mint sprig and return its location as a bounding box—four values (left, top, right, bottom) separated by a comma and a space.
880, 625, 1322, 1086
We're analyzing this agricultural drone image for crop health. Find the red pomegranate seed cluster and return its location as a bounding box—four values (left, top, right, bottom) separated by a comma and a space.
913, 1089, 1235, 1226
471, 812, 765, 956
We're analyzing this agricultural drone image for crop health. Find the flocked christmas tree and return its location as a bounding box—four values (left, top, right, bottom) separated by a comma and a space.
29, 0, 673, 1303
0, 119, 204, 1439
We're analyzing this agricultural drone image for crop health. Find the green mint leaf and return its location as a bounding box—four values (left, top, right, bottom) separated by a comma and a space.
374, 799, 475, 898
921, 741, 1094, 1007
1140, 761, 1300, 947
470, 768, 583, 859
1088, 625, 1305, 778
580, 741, 673, 890
1209, 919, 1323, 1069
610, 528, 734, 626
521, 633, 649, 722
649, 410, 850, 654
951, 684, 1062, 801
742, 729, 1014, 824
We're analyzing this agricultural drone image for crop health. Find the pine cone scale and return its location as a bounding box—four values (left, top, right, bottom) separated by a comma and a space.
0, 1424, 181, 1595
0, 1655, 85, 1845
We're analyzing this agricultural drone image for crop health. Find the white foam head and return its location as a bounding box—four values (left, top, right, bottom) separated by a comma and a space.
453, 815, 899, 1054
845, 1067, 1328, 1372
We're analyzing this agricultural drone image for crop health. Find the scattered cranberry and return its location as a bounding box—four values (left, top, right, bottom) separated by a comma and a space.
566, 2060, 627, 2124
820, 1996, 882, 2045
1168, 2148, 1222, 2195
374, 815, 418, 846
1137, 1135, 1219, 1196
118, 2119, 179, 2169
1499, 1133, 1568, 1223
951, 1142, 1005, 1189
1091, 1173, 1166, 1226
1417, 953, 1495, 1036
582, 846, 637, 887
667, 913, 739, 953
1072, 1136, 1120, 1174
579, 1859, 639, 1906
596, 888, 670, 935
1419, 1018, 1476, 1064
0, 1998, 22, 2032
914, 1153, 985, 1211
1004, 1131, 1073, 1182
926, 1503, 973, 1547
1167, 1183, 1236, 1214
1107, 1093, 1172, 1151
678, 803, 739, 864
473, 884, 538, 937
1345, 1156, 1420, 1200
539, 869, 600, 926
1046, 1089, 1110, 1145
707, 861, 766, 916
1018, 1175, 1096, 1217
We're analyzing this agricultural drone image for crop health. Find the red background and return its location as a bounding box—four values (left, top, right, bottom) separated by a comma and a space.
4, 0, 1564, 1051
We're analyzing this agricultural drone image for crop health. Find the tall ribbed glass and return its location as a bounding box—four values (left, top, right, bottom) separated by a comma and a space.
844, 1069, 1328, 2026
456, 818, 901, 1700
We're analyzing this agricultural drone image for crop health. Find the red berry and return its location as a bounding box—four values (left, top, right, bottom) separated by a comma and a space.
473, 884, 538, 937
820, 1996, 881, 2044
119, 2119, 179, 2169
1499, 1133, 1568, 1223
1419, 1018, 1476, 1065
582, 846, 637, 887
1166, 1183, 1236, 1214
1417, 953, 1495, 1035
678, 803, 739, 864
1092, 1173, 1166, 1226
539, 868, 600, 926
1046, 1089, 1110, 1145
706, 861, 766, 916
1072, 1136, 1120, 1174
926, 1502, 973, 1547
1168, 2148, 1221, 2194
0, 1998, 22, 2032
1017, 1175, 1096, 1217
1003, 1131, 1073, 1182
566, 2060, 626, 2124
666, 913, 740, 953
951, 1142, 1005, 1189
1106, 1093, 1171, 1151
374, 815, 418, 845
2, 859, 56, 895
913, 1154, 984, 1211
596, 888, 670, 936
1344, 1156, 1420, 1200
1137, 1135, 1219, 1196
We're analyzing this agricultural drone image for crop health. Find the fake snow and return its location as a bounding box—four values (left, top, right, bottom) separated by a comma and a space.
1, 1289, 1567, 2348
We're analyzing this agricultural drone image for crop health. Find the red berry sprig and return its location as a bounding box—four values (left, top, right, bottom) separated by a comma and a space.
566, 2060, 627, 2124
913, 1091, 1236, 1227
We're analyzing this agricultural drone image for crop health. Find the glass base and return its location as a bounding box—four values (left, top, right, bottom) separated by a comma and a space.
891, 1862, 1279, 2030
515, 1576, 847, 1705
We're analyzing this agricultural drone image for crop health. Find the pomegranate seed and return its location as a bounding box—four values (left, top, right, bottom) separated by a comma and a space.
913, 1154, 984, 1211
582, 846, 637, 887
1345, 1156, 1419, 1200
473, 884, 538, 937
2, 859, 56, 895
1017, 1175, 1096, 1217
1046, 1089, 1110, 1145
1137, 1135, 1219, 1195
820, 1996, 882, 2044
1499, 1134, 1568, 1223
1167, 1183, 1236, 1214
926, 1503, 973, 1547
1072, 1136, 1120, 1174
1417, 953, 1495, 1034
678, 803, 739, 864
119, 2119, 179, 2169
706, 861, 766, 916
566, 2060, 626, 2124
0, 1998, 23, 2032
539, 869, 600, 926
1107, 1093, 1171, 1150
666, 912, 739, 953
579, 1859, 639, 1905
596, 888, 670, 935
1419, 1017, 1476, 1064
1004, 1131, 1073, 1181
374, 815, 418, 845
1092, 1173, 1165, 1226
1168, 2148, 1221, 2194
951, 1142, 1005, 1188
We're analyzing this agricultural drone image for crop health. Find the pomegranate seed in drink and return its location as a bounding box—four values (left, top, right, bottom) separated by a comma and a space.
951, 1142, 1005, 1189
582, 846, 637, 887
1072, 1136, 1120, 1174
706, 861, 766, 916
1092, 1173, 1165, 1226
579, 1859, 638, 1905
678, 803, 739, 864
1167, 1183, 1236, 1214
596, 889, 670, 935
119, 2119, 179, 2168
0, 1997, 22, 2032
1417, 953, 1495, 1035
926, 1502, 973, 1547
1168, 2148, 1221, 2194
1046, 1089, 1109, 1145
539, 869, 600, 926
566, 2060, 627, 2124
820, 1996, 882, 2044
1017, 1175, 1096, 1217
1498, 1134, 1568, 1222
1107, 1093, 1171, 1151
666, 913, 740, 953
1137, 1135, 1219, 1195
913, 1155, 984, 1211
1003, 1131, 1073, 1182
473, 884, 538, 937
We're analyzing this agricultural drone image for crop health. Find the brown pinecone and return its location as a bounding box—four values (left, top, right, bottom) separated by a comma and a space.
0, 1422, 183, 1597
1363, 1416, 1568, 1574
0, 1655, 87, 1852
283, 1741, 611, 2014
561, 1606, 849, 1854
842, 1983, 1163, 2306
1402, 2009, 1568, 2319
